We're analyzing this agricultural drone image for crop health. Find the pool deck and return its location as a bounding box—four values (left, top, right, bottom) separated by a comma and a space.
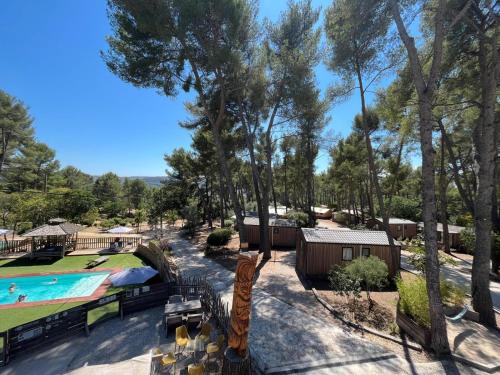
0, 267, 122, 310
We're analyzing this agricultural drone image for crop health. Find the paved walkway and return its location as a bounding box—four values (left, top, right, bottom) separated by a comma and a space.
401, 251, 500, 312
166, 230, 478, 374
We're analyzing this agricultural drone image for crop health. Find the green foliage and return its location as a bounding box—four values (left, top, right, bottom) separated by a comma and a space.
181, 201, 199, 236
81, 207, 99, 226
328, 264, 361, 300
387, 196, 421, 222
0, 90, 34, 176
284, 211, 309, 227
93, 172, 122, 211
406, 236, 458, 273
345, 256, 388, 303
459, 227, 476, 254
397, 276, 431, 327
165, 210, 178, 226
207, 228, 233, 247
397, 277, 467, 328
456, 213, 473, 227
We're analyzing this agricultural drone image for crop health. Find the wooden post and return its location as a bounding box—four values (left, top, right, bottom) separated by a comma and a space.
223, 251, 258, 374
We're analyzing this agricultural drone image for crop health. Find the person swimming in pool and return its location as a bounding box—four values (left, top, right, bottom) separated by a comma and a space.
8, 283, 16, 293
17, 294, 27, 303
43, 278, 58, 285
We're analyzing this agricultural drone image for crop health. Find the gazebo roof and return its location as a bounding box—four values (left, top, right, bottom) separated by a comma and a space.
23, 222, 81, 237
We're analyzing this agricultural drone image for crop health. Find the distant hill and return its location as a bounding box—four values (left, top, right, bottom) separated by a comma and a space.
119, 176, 168, 187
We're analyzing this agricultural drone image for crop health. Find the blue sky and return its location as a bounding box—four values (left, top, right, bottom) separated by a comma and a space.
0, 0, 396, 176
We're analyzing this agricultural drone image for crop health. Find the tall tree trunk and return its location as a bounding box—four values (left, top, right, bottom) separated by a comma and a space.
218, 168, 225, 228
391, 0, 450, 354
437, 119, 475, 214
440, 134, 450, 253
239, 105, 268, 255
355, 66, 398, 273
471, 33, 497, 327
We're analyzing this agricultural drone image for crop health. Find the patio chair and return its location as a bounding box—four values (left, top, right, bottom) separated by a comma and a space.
184, 312, 203, 327
169, 294, 183, 304
175, 325, 190, 354
206, 334, 225, 365
196, 323, 212, 344
152, 348, 176, 374
165, 313, 183, 337
188, 363, 204, 375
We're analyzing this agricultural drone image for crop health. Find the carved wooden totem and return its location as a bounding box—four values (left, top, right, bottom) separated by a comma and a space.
228, 251, 258, 357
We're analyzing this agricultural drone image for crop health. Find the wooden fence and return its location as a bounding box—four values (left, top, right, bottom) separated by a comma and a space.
0, 239, 31, 254
0, 278, 231, 368
0, 236, 142, 255
74, 236, 142, 250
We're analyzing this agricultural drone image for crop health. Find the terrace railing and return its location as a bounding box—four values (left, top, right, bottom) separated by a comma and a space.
0, 236, 143, 255
74, 236, 142, 250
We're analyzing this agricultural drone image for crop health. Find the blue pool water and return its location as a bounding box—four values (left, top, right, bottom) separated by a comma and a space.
0, 272, 110, 305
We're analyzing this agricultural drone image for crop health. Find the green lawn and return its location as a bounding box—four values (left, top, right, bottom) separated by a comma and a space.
0, 253, 147, 276
0, 253, 150, 331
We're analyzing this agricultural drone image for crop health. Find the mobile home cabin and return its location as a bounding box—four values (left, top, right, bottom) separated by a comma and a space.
296, 228, 400, 278
417, 222, 465, 249
366, 217, 417, 240
312, 206, 333, 219
243, 217, 298, 248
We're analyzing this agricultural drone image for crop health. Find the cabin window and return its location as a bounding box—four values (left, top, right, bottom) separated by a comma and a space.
362, 248, 370, 257
397, 225, 402, 231
273, 228, 280, 234
342, 247, 353, 261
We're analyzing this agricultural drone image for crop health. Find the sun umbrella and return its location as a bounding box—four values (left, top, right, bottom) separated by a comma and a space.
107, 226, 133, 234
109, 267, 158, 286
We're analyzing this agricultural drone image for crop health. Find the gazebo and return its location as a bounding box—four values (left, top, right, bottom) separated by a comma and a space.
23, 218, 81, 259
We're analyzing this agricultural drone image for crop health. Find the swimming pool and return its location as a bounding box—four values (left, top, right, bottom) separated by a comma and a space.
0, 271, 110, 305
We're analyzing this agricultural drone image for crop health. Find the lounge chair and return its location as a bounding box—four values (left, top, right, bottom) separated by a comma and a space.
86, 256, 109, 269
152, 348, 176, 374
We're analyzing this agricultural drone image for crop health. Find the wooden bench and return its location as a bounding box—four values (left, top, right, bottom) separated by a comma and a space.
86, 256, 109, 268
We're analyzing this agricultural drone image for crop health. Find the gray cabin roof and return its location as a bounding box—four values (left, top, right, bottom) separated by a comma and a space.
23, 222, 81, 237
417, 222, 465, 234
243, 217, 297, 228
375, 217, 416, 225
301, 228, 398, 246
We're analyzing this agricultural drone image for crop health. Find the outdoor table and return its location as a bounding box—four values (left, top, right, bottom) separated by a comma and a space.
164, 299, 202, 316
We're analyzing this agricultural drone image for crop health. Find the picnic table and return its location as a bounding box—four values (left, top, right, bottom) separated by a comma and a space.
164, 299, 202, 315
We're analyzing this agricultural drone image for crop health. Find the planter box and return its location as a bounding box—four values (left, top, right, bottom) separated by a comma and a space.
396, 308, 431, 348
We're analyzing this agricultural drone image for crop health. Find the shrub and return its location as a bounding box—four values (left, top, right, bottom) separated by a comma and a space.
397, 276, 467, 328
345, 256, 388, 307
284, 211, 309, 227
223, 219, 234, 228
459, 227, 475, 254
328, 265, 361, 302
207, 228, 232, 247
406, 235, 458, 273
397, 276, 430, 327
